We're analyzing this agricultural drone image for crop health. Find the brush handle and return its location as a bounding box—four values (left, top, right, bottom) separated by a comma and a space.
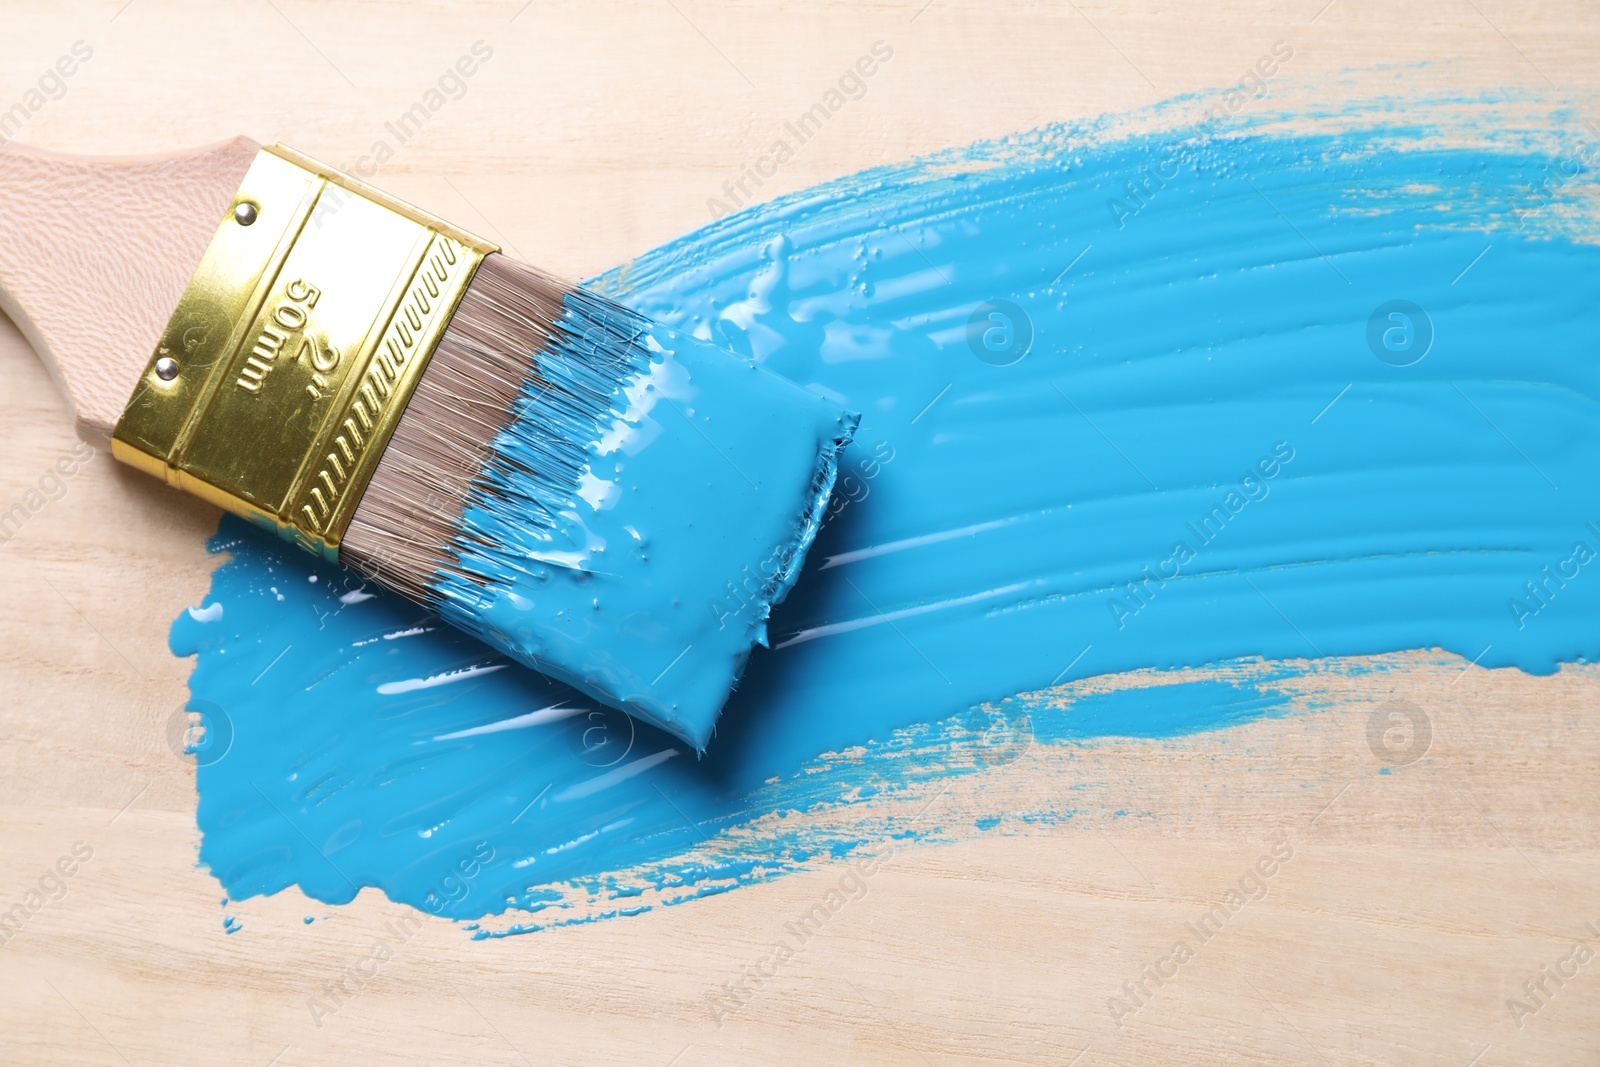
0, 136, 259, 445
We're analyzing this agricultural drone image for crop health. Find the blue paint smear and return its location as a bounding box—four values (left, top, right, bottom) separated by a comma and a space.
171, 97, 1600, 931
1029, 680, 1292, 742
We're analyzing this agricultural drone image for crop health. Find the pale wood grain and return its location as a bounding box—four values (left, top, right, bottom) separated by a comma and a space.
0, 2, 1597, 1066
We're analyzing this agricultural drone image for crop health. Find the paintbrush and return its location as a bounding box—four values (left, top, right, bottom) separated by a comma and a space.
0, 137, 857, 751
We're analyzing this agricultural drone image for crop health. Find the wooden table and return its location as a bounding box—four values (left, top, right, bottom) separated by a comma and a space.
2, 2, 1597, 1063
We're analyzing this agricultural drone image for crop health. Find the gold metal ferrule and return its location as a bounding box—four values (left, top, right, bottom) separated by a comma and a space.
111, 145, 498, 560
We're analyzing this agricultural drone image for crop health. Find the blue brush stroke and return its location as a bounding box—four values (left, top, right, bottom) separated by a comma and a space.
170, 98, 1600, 930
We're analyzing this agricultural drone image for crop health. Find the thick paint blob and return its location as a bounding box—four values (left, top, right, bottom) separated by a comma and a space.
172, 97, 1600, 932
424, 290, 856, 751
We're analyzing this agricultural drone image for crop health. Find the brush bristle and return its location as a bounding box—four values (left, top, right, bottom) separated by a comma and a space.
342, 253, 858, 749
343, 254, 638, 602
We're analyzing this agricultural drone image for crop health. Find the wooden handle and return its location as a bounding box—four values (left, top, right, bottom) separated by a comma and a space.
0, 136, 259, 445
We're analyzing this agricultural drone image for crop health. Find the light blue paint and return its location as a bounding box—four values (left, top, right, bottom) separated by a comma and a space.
425, 289, 855, 751
170, 98, 1600, 931
1027, 680, 1292, 742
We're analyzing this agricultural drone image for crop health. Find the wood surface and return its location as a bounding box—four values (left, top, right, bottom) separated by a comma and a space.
1, 2, 1597, 1065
